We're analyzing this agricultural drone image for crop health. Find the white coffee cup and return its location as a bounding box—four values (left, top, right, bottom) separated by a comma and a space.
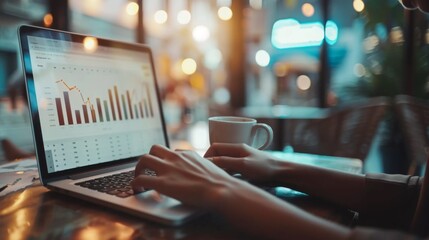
208, 116, 273, 150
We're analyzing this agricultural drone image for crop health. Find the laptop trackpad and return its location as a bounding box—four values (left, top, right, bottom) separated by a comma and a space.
135, 190, 181, 208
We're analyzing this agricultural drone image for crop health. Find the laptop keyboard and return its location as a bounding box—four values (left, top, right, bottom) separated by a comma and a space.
75, 170, 137, 198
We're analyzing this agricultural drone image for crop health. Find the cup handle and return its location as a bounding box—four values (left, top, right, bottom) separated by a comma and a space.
251, 123, 273, 150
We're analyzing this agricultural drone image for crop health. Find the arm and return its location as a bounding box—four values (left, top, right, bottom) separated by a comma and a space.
206, 174, 350, 240
204, 143, 366, 211
275, 161, 366, 211
132, 144, 350, 240
205, 144, 424, 229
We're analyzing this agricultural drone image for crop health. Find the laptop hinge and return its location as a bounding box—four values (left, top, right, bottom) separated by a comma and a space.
69, 162, 136, 180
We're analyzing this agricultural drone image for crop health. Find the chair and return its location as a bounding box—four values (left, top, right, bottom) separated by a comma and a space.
394, 95, 429, 175
287, 97, 390, 161
283, 118, 324, 153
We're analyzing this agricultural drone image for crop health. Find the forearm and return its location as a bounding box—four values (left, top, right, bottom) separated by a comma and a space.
208, 177, 350, 240
271, 160, 366, 211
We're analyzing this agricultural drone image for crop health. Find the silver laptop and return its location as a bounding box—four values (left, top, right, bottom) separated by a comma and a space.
18, 25, 200, 226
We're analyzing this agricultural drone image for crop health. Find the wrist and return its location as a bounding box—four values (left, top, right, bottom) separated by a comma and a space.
269, 158, 295, 185
204, 176, 248, 213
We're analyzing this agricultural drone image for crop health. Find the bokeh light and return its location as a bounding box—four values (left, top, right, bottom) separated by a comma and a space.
154, 10, 168, 24
218, 6, 233, 21
83, 0, 102, 15
301, 3, 315, 17
213, 87, 230, 105
371, 61, 383, 75
353, 63, 366, 77
255, 50, 270, 67
192, 25, 210, 42
190, 73, 206, 93
171, 60, 186, 80
325, 20, 339, 45
177, 10, 191, 25
274, 63, 288, 77
272, 19, 338, 48
363, 35, 379, 53
390, 26, 404, 44
296, 75, 311, 90
83, 37, 98, 53
126, 2, 139, 16
43, 13, 53, 27
249, 0, 263, 9
204, 48, 223, 69
182, 58, 197, 75
426, 28, 429, 44
353, 0, 365, 12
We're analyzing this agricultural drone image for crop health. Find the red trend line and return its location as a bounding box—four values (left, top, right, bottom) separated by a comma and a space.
56, 79, 93, 109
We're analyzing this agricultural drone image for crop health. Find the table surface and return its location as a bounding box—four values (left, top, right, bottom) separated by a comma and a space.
0, 152, 362, 240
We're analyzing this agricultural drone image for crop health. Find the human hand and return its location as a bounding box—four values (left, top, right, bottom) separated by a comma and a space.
132, 144, 236, 208
204, 143, 281, 185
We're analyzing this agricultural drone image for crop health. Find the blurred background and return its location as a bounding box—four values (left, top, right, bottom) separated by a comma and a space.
0, 0, 428, 174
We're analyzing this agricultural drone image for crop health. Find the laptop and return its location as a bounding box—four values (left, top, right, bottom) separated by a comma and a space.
18, 25, 200, 226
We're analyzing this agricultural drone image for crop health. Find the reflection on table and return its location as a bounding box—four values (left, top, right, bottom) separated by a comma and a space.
0, 151, 362, 240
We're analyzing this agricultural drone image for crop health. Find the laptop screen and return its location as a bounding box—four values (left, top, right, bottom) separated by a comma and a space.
19, 26, 168, 175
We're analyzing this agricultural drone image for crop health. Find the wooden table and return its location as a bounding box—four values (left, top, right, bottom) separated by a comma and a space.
0, 152, 362, 240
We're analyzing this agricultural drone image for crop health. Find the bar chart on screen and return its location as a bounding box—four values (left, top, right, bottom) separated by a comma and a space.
26, 36, 166, 172
32, 62, 164, 172
53, 79, 154, 126
36, 63, 158, 134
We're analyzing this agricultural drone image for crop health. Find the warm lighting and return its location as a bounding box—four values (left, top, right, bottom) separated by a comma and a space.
177, 10, 191, 25
249, 0, 263, 9
204, 48, 222, 69
192, 25, 210, 42
1, 189, 27, 215
353, 63, 366, 77
154, 10, 168, 24
390, 26, 404, 44
77, 227, 99, 239
190, 73, 206, 93
218, 6, 233, 21
43, 13, 53, 27
83, 0, 102, 15
274, 63, 288, 77
126, 2, 139, 16
76, 222, 134, 240
83, 36, 98, 53
255, 50, 270, 67
296, 75, 311, 90
171, 61, 186, 80
302, 3, 315, 17
182, 58, 197, 75
9, 206, 31, 240
353, 0, 365, 12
